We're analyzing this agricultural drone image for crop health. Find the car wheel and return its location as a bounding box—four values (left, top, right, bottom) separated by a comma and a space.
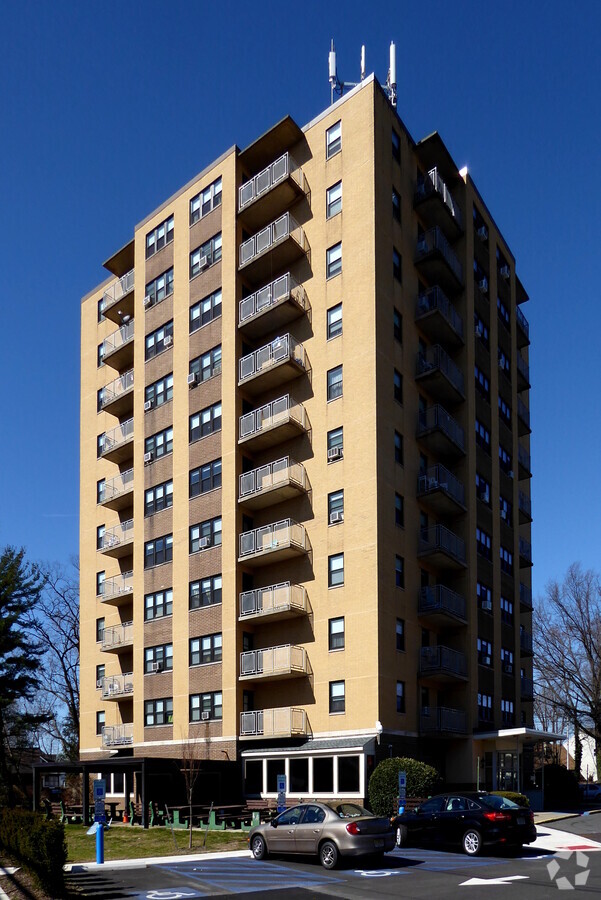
462, 829, 482, 856
396, 824, 408, 847
320, 840, 339, 869
251, 834, 267, 860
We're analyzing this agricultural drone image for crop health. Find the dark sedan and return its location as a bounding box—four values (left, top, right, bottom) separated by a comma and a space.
391, 792, 536, 856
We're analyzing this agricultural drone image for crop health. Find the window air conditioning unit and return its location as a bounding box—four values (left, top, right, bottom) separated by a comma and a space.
477, 225, 488, 241
143, 294, 152, 308
508, 470, 514, 479
483, 656, 491, 666
201, 711, 210, 721
504, 663, 513, 674
187, 372, 198, 387
200, 254, 210, 269
150, 661, 163, 673
327, 446, 343, 461
475, 324, 483, 338
198, 537, 211, 549
500, 264, 510, 279
478, 277, 489, 293
501, 509, 507, 520
163, 335, 173, 348
96, 679, 103, 689
144, 451, 154, 464
144, 400, 153, 411
329, 510, 344, 524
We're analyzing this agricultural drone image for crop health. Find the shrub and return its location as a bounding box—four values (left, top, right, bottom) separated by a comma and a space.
0, 808, 66, 894
542, 764, 580, 809
491, 790, 530, 808
368, 757, 441, 816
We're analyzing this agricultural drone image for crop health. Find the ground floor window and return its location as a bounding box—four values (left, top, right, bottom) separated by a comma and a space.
243, 752, 363, 797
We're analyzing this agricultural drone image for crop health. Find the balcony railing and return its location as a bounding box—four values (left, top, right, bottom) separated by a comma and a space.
517, 398, 531, 432
416, 286, 464, 342
100, 418, 134, 459
415, 168, 463, 228
420, 706, 467, 734
239, 582, 308, 620
239, 644, 307, 679
520, 677, 534, 700
99, 370, 134, 412
517, 353, 530, 387
238, 519, 307, 561
418, 525, 466, 567
418, 585, 466, 622
238, 212, 308, 270
416, 344, 465, 398
518, 491, 532, 521
101, 622, 133, 652
98, 519, 134, 555
239, 457, 307, 505
520, 629, 533, 655
101, 672, 134, 699
238, 334, 307, 386
516, 306, 530, 342
520, 582, 533, 610
238, 152, 306, 211
102, 723, 133, 747
239, 272, 307, 330
419, 645, 467, 679
417, 464, 465, 509
417, 404, 465, 454
102, 320, 134, 360
415, 226, 464, 286
239, 395, 307, 444
101, 269, 134, 315
239, 707, 307, 738
98, 469, 134, 507
100, 572, 133, 603
518, 445, 532, 477
519, 537, 533, 565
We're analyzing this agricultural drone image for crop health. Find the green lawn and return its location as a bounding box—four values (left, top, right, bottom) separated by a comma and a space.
65, 823, 249, 862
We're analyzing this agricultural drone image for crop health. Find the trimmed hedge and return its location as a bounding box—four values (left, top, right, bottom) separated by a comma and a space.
368, 757, 441, 816
491, 790, 530, 808
0, 808, 66, 894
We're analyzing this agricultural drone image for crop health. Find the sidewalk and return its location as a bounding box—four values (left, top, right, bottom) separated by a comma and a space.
534, 807, 601, 824
65, 848, 251, 873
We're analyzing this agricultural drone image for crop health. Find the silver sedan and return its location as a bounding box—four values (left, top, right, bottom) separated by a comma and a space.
248, 801, 395, 869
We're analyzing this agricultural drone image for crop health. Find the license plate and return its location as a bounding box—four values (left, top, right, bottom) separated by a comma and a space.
374, 839, 384, 849
517, 817, 525, 825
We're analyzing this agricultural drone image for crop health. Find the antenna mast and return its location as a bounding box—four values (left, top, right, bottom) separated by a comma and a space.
328, 40, 366, 104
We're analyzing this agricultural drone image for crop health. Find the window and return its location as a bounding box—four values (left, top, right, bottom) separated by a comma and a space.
190, 517, 222, 553
145, 426, 173, 460
498, 395, 512, 426
97, 342, 105, 367
97, 479, 105, 504
328, 490, 344, 523
96, 525, 105, 550
392, 188, 401, 222
96, 711, 105, 735
501, 596, 514, 624
190, 233, 222, 277
329, 680, 345, 714
501, 647, 514, 673
501, 698, 515, 724
96, 664, 105, 688
478, 638, 492, 666
474, 313, 489, 347
95, 617, 105, 642
327, 426, 343, 460
477, 581, 492, 612
144, 480, 173, 516
329, 617, 345, 651
327, 365, 343, 401
475, 418, 490, 453
500, 545, 513, 575
394, 369, 403, 403
393, 247, 402, 282
396, 681, 405, 713
394, 308, 402, 342
478, 693, 493, 722
145, 321, 174, 360
190, 176, 222, 225
476, 527, 492, 560
497, 296, 510, 329
96, 571, 105, 597
327, 303, 342, 339
190, 289, 222, 333
145, 374, 173, 410
190, 402, 222, 442
326, 242, 342, 279
144, 589, 173, 621
328, 553, 344, 588
395, 493, 404, 527
190, 691, 222, 721
476, 472, 490, 505
392, 129, 400, 162
190, 575, 222, 609
145, 267, 174, 308
144, 534, 173, 568
144, 698, 173, 726
500, 495, 512, 522
475, 365, 490, 401
498, 349, 511, 379
394, 431, 403, 464
396, 618, 405, 651
146, 215, 174, 259
190, 633, 222, 665
190, 345, 222, 383
326, 181, 342, 218
499, 444, 512, 474
190, 459, 222, 498
326, 120, 341, 158
144, 645, 173, 674
395, 555, 405, 588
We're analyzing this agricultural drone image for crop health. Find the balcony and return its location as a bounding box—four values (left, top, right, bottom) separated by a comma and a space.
518, 491, 532, 524
239, 707, 308, 739
239, 644, 308, 681
100, 572, 133, 607
516, 307, 530, 347
101, 268, 134, 323
98, 519, 134, 559
98, 468, 134, 511
419, 645, 468, 683
238, 212, 309, 283
101, 673, 134, 700
517, 398, 531, 436
418, 525, 466, 569
98, 370, 134, 417
416, 345, 465, 405
239, 582, 308, 622
520, 582, 533, 611
519, 537, 533, 568
517, 354, 530, 391
417, 405, 465, 457
415, 227, 463, 293
420, 706, 467, 735
518, 445, 532, 480
418, 585, 467, 626
238, 518, 308, 566
414, 167, 463, 238
417, 464, 465, 515
239, 395, 308, 450
101, 320, 134, 371
239, 273, 308, 340
415, 286, 464, 346
520, 677, 534, 701
238, 334, 308, 395
238, 457, 307, 509
100, 418, 134, 463
238, 152, 307, 230
520, 629, 534, 656
102, 723, 133, 748
101, 622, 133, 653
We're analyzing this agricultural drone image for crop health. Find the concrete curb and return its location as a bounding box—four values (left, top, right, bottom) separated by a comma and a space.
65, 848, 252, 873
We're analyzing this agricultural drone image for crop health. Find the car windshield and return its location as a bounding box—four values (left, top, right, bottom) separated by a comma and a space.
481, 794, 520, 810
330, 802, 371, 818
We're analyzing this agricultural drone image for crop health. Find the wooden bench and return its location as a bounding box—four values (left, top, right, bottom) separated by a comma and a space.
128, 799, 143, 825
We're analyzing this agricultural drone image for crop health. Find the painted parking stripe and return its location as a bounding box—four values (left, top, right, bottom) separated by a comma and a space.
153, 858, 342, 894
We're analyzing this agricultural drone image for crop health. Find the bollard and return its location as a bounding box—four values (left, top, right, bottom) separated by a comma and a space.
86, 822, 105, 864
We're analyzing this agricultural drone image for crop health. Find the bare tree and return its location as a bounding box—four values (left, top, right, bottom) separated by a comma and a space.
180, 735, 203, 849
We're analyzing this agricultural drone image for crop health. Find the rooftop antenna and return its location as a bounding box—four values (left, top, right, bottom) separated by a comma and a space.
328, 40, 367, 104
386, 41, 397, 108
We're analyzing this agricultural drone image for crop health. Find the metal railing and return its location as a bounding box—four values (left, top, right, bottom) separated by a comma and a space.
417, 404, 465, 452
415, 286, 464, 339
101, 672, 134, 699
417, 464, 465, 507
99, 469, 134, 504
100, 418, 134, 457
239, 395, 307, 442
102, 320, 134, 358
239, 519, 307, 559
100, 572, 133, 602
239, 457, 306, 500
239, 582, 308, 618
239, 333, 307, 383
99, 370, 134, 410
415, 167, 463, 227
520, 629, 533, 654
240, 644, 307, 677
516, 306, 530, 339
416, 344, 465, 396
517, 398, 530, 430
520, 677, 534, 700
101, 269, 135, 313
519, 537, 532, 563
517, 354, 530, 385
102, 723, 134, 747
102, 622, 133, 651
420, 707, 467, 734
419, 525, 466, 565
415, 226, 464, 284
238, 152, 305, 211
239, 212, 308, 269
420, 645, 467, 678
418, 585, 466, 621
518, 445, 531, 474
98, 519, 134, 553
520, 582, 533, 609
518, 491, 532, 519
239, 272, 307, 326
239, 707, 307, 737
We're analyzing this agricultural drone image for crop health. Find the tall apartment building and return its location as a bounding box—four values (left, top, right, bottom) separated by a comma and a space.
80, 73, 534, 803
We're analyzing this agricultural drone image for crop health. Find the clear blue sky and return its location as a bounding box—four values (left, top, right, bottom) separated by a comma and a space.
1, 0, 599, 599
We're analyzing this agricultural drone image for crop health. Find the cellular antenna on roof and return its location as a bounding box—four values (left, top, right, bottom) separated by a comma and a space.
328, 40, 367, 105
386, 41, 397, 108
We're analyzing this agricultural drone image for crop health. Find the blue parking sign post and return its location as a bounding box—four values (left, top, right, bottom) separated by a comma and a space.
277, 775, 286, 813
93, 779, 106, 863
398, 771, 406, 816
